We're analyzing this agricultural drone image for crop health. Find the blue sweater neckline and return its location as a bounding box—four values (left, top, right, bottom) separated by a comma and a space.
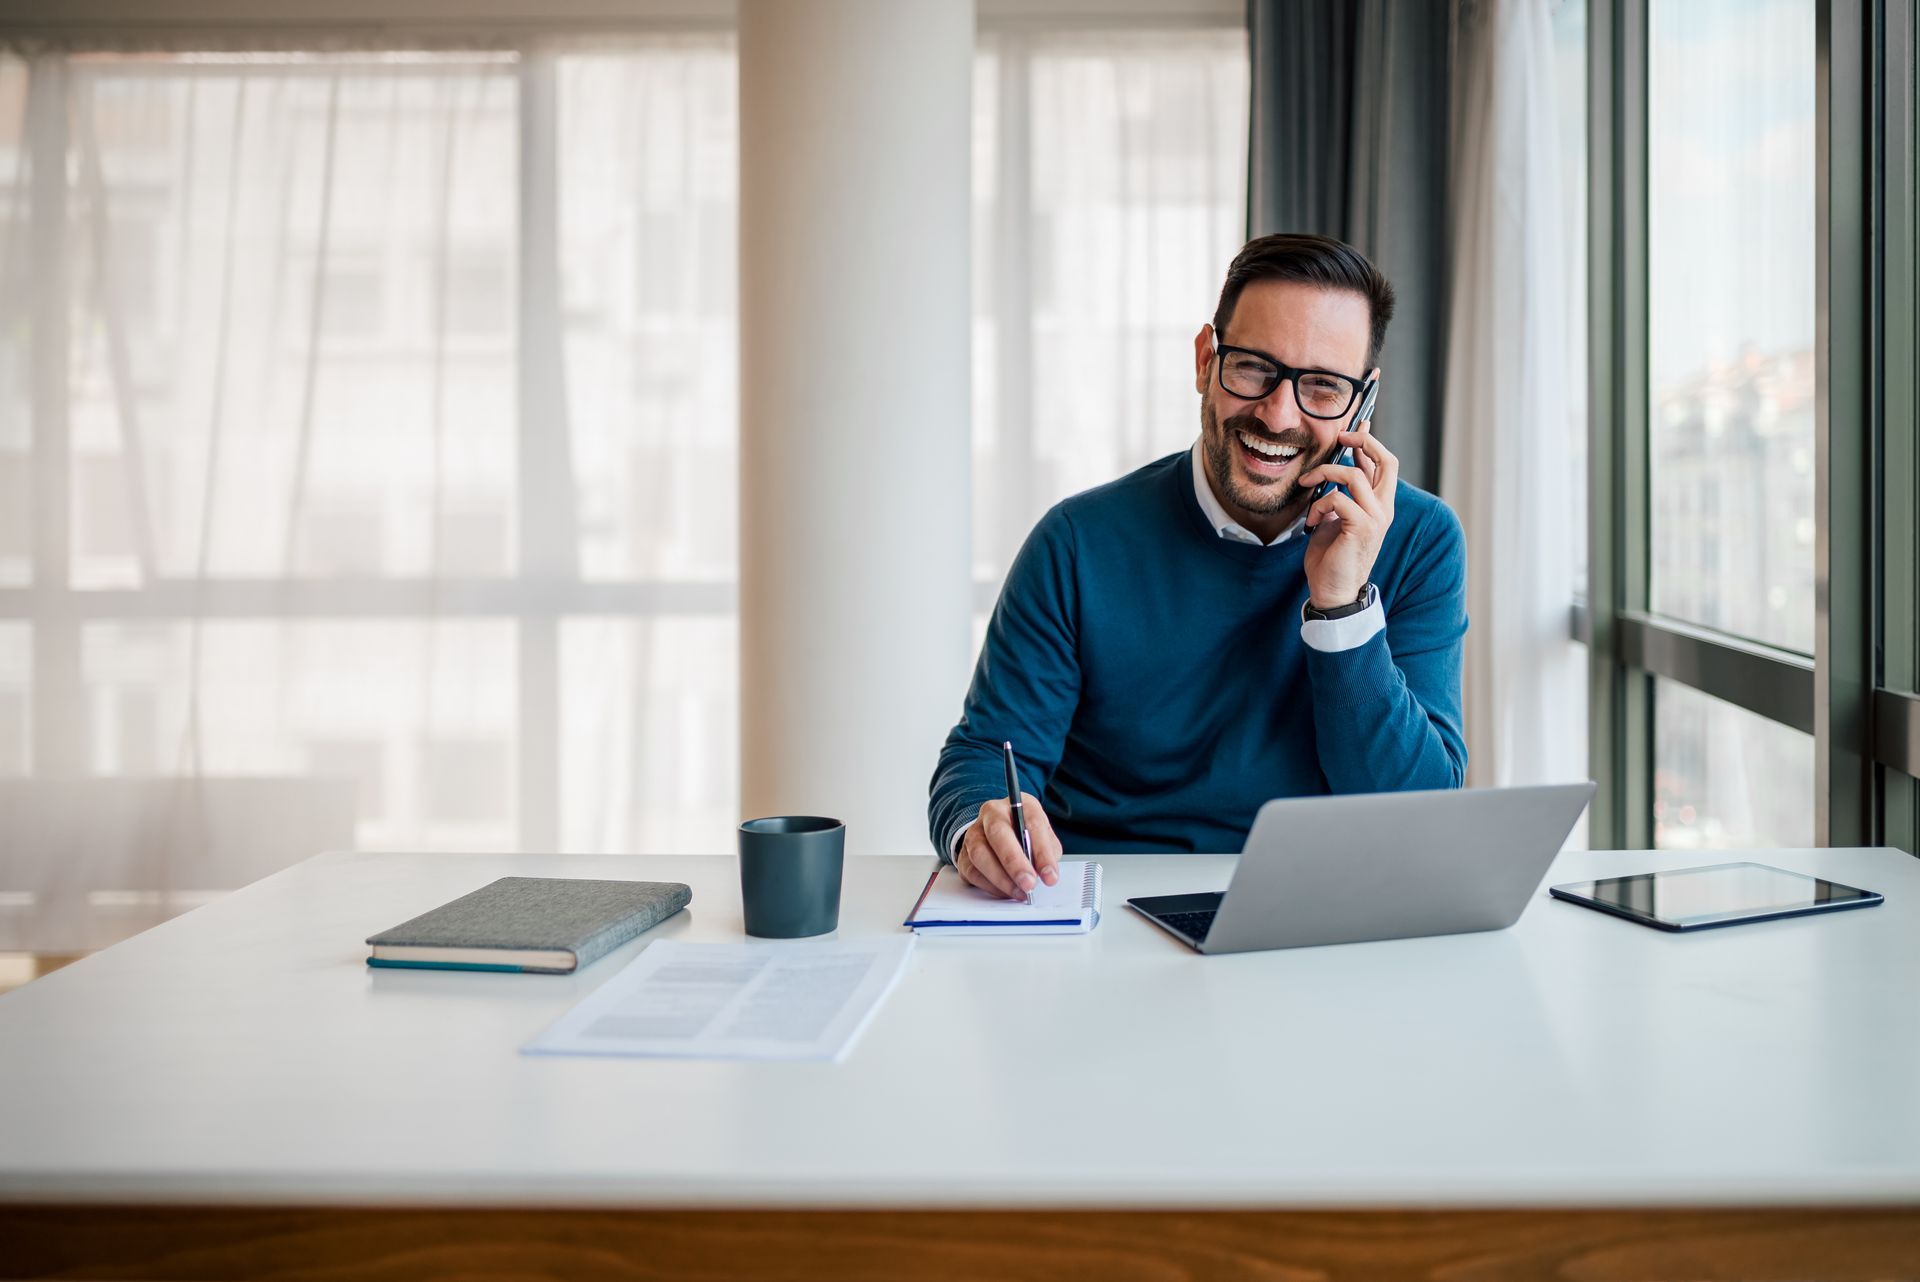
1168, 451, 1313, 567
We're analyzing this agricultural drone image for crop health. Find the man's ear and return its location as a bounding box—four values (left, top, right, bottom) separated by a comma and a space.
1194, 324, 1216, 395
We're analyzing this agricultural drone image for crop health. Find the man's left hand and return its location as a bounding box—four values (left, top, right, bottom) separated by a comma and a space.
1300, 428, 1398, 609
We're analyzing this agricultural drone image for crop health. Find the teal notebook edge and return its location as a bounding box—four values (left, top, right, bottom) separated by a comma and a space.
366, 957, 543, 974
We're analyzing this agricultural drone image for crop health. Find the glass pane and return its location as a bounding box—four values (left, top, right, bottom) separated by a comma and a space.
558, 43, 739, 582
1654, 677, 1813, 848
80, 620, 519, 850
560, 616, 737, 854
972, 31, 1248, 585
66, 55, 520, 586
1647, 0, 1816, 653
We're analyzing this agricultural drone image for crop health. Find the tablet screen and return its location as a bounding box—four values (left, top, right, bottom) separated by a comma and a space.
1561, 862, 1877, 928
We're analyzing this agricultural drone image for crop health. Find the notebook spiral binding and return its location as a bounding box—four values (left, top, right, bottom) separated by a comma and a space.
1079, 861, 1101, 924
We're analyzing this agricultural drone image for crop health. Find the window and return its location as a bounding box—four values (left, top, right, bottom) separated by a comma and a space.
1644, 0, 1816, 840
1, 45, 740, 882
971, 26, 1249, 593
1653, 677, 1813, 848
5, 26, 1251, 949
1647, 0, 1816, 654
1588, 0, 1920, 852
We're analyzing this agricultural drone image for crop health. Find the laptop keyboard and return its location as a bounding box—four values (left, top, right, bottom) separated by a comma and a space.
1158, 909, 1217, 941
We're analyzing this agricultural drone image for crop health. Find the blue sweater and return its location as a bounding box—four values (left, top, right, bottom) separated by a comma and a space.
928, 451, 1468, 856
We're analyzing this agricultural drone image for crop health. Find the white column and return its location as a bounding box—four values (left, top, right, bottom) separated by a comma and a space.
738, 0, 974, 855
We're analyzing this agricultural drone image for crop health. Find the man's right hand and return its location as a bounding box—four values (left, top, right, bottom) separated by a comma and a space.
956, 794, 1063, 899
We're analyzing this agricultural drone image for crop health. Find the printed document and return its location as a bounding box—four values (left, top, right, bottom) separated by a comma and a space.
524, 935, 915, 1062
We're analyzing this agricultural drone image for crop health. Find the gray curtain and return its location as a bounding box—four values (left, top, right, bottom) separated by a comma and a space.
1247, 0, 1453, 492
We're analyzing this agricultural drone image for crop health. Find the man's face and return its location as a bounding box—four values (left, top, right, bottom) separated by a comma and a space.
1192, 279, 1377, 526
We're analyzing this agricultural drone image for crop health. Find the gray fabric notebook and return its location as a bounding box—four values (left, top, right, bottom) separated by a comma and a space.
366, 876, 691, 974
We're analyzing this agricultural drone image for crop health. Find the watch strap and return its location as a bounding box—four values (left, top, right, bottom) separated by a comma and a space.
1302, 583, 1378, 622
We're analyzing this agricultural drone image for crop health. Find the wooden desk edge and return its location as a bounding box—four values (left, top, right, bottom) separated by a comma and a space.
5, 1203, 1919, 1281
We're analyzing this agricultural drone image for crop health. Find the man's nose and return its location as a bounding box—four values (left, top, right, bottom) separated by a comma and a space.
1259, 379, 1305, 430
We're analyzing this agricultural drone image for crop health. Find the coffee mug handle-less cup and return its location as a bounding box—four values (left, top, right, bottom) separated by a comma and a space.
738, 816, 845, 938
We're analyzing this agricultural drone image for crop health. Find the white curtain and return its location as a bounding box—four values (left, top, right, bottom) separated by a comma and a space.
1439, 0, 1585, 794
0, 41, 740, 950
1, 26, 1253, 953
971, 27, 1249, 594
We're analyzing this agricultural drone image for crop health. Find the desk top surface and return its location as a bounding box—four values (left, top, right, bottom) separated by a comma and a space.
2, 845, 1917, 1209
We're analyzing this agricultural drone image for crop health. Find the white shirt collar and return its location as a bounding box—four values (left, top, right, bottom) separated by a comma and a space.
1190, 440, 1306, 548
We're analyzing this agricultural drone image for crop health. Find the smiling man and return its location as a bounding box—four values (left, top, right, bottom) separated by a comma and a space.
928, 233, 1468, 898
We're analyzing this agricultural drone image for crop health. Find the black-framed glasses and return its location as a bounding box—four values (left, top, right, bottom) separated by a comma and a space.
1214, 342, 1367, 419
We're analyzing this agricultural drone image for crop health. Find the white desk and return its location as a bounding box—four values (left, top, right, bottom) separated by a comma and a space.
3, 846, 1918, 1279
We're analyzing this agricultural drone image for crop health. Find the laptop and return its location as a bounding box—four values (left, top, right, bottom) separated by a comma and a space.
1126, 783, 1596, 954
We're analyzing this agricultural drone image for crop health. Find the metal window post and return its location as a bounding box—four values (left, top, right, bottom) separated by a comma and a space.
1587, 0, 1653, 850
1816, 0, 1878, 847
1880, 0, 1919, 852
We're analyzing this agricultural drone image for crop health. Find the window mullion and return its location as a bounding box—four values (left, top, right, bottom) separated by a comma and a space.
1588, 0, 1654, 850
1877, 0, 1918, 852
1815, 0, 1876, 847
515, 47, 570, 852
1618, 613, 1815, 736
27, 54, 84, 781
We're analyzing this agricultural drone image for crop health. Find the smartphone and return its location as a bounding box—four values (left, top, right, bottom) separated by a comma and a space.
1312, 378, 1379, 502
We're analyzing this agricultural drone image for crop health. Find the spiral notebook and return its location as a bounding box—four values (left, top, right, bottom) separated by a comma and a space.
904, 860, 1102, 935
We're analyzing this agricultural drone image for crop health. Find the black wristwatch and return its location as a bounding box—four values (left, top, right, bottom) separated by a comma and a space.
1302, 582, 1378, 623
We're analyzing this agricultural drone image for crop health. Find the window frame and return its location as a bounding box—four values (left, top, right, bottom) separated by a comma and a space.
1585, 0, 1920, 853
1877, 0, 1919, 850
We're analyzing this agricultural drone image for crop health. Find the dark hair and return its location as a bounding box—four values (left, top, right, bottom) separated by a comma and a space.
1211, 232, 1397, 369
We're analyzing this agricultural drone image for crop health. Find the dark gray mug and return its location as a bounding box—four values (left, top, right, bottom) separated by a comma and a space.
738, 815, 845, 938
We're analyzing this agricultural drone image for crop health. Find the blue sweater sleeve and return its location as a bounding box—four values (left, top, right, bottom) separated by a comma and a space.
1307, 500, 1468, 791
927, 508, 1082, 860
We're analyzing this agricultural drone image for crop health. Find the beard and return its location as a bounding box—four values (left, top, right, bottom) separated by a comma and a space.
1200, 395, 1342, 518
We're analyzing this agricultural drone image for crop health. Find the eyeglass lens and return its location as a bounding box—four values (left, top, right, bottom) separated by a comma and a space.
1219, 350, 1354, 418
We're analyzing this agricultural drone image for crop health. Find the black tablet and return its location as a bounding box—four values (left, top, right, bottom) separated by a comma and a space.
1549, 861, 1882, 932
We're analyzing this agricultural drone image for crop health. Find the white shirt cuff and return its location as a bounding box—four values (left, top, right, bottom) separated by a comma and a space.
1300, 599, 1386, 653
946, 818, 976, 864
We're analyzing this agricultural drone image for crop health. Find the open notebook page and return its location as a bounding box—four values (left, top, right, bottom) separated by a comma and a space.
906, 860, 1100, 926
